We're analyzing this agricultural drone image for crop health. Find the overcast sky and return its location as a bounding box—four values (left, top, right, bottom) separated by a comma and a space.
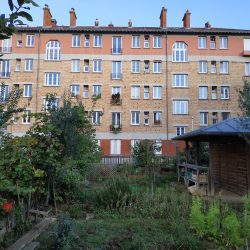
1, 0, 250, 29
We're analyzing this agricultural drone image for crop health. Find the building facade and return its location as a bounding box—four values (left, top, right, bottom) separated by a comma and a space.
1, 5, 250, 156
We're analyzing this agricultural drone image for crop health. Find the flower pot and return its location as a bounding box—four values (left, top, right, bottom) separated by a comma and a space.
2, 201, 13, 214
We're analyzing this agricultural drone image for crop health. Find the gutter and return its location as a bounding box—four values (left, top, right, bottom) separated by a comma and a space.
35, 28, 41, 113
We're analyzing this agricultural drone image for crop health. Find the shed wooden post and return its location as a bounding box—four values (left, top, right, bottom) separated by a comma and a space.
185, 140, 189, 163
247, 144, 250, 196
195, 141, 200, 165
208, 142, 215, 196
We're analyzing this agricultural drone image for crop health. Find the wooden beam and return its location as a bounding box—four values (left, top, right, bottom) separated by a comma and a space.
208, 141, 215, 196
185, 140, 189, 163
247, 144, 250, 196
195, 141, 200, 165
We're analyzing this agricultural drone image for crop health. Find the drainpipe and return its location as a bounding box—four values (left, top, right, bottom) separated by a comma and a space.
165, 29, 169, 141
35, 28, 41, 113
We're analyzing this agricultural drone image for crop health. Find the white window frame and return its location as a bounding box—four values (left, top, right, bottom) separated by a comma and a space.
198, 36, 207, 49
199, 86, 208, 99
112, 86, 121, 95
211, 86, 217, 100
173, 100, 188, 114
172, 74, 188, 87
132, 36, 140, 48
176, 127, 185, 136
15, 59, 21, 71
199, 61, 208, 73
112, 36, 122, 54
84, 35, 90, 47
46, 40, 61, 61
131, 60, 140, 73
72, 34, 81, 47
221, 86, 230, 100
71, 59, 80, 72
153, 36, 162, 48
211, 61, 217, 73
153, 61, 162, 73
131, 111, 140, 125
22, 110, 31, 124
43, 98, 59, 112
144, 86, 149, 99
92, 111, 102, 125
44, 72, 60, 86
93, 85, 102, 97
93, 35, 102, 47
23, 84, 32, 97
26, 34, 34, 47
83, 85, 89, 98
153, 86, 162, 99
110, 139, 121, 155
111, 112, 121, 126
172, 42, 188, 62
220, 61, 229, 74
0, 60, 10, 77
245, 62, 250, 76
0, 85, 9, 102
200, 112, 208, 126
93, 59, 102, 72
24, 59, 33, 71
219, 37, 228, 49
2, 38, 11, 52
111, 61, 122, 79
131, 86, 140, 99
153, 111, 162, 125
144, 35, 149, 48
70, 84, 80, 97
143, 111, 149, 125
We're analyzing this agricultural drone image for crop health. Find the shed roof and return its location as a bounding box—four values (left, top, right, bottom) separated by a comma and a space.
174, 117, 250, 141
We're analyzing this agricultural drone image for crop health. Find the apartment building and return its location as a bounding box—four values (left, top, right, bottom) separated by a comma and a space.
1, 5, 250, 156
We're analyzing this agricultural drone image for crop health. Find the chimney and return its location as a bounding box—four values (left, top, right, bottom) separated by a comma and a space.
43, 4, 52, 26
205, 21, 211, 29
69, 8, 77, 26
108, 22, 114, 28
51, 19, 57, 27
128, 19, 132, 28
159, 7, 167, 28
95, 18, 99, 26
182, 9, 191, 29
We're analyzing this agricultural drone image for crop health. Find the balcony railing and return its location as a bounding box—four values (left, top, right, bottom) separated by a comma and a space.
0, 72, 10, 78
111, 73, 122, 80
111, 48, 122, 54
0, 47, 12, 53
110, 124, 122, 133
110, 98, 122, 105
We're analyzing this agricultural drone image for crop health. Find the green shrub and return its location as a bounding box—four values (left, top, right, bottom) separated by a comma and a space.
206, 201, 220, 239
96, 176, 132, 210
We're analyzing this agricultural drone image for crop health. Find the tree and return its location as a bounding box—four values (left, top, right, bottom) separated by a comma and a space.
0, 0, 38, 40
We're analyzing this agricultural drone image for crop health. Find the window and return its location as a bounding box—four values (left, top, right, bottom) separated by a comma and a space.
211, 61, 216, 73
144, 60, 150, 73
172, 42, 188, 62
23, 84, 32, 97
222, 112, 230, 120
44, 72, 60, 86
110, 140, 121, 155
92, 111, 102, 125
198, 36, 207, 49
83, 85, 89, 98
93, 59, 102, 72
132, 36, 140, 48
199, 86, 208, 99
153, 36, 162, 48
22, 110, 31, 124
131, 139, 140, 150
131, 111, 140, 125
72, 59, 80, 72
176, 127, 185, 136
211, 86, 217, 99
210, 36, 216, 49
46, 40, 60, 60
144, 35, 149, 48
111, 112, 121, 126
0, 85, 9, 102
220, 61, 229, 74
221, 86, 230, 99
0, 60, 10, 77
173, 100, 188, 114
199, 61, 207, 73
112, 86, 121, 95
70, 84, 80, 97
154, 140, 162, 155
26, 34, 34, 47
43, 98, 59, 111
83, 59, 89, 72
25, 59, 33, 71
15, 59, 21, 71
14, 84, 20, 97
93, 85, 102, 97
131, 86, 140, 99
17, 33, 22, 47
200, 112, 208, 126
111, 61, 122, 79
144, 111, 149, 125
84, 35, 90, 47
153, 61, 162, 73
245, 62, 250, 76
219, 37, 228, 49
112, 36, 122, 54
72, 34, 81, 47
93, 35, 102, 47
172, 74, 188, 87
12, 113, 18, 124
153, 86, 162, 99
153, 111, 162, 125
144, 86, 149, 99
2, 38, 11, 53
132, 60, 140, 73
212, 112, 218, 124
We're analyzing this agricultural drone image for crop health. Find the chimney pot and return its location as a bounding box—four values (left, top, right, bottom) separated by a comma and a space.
108, 22, 114, 27
69, 7, 77, 26
182, 9, 191, 29
159, 7, 167, 28
205, 21, 211, 29
51, 19, 57, 27
128, 19, 132, 27
43, 4, 52, 26
95, 18, 99, 26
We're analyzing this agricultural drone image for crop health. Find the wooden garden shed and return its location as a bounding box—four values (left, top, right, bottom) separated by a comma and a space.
174, 118, 250, 196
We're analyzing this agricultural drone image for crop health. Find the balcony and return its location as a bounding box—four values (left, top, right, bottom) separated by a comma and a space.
110, 124, 122, 133
111, 73, 122, 80
111, 48, 122, 54
0, 47, 12, 53
110, 93, 122, 105
0, 72, 10, 78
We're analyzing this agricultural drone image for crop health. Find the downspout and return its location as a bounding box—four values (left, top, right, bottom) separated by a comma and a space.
35, 29, 41, 113
165, 29, 169, 140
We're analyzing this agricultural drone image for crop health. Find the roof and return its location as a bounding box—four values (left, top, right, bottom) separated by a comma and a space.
173, 117, 250, 141
16, 26, 250, 35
